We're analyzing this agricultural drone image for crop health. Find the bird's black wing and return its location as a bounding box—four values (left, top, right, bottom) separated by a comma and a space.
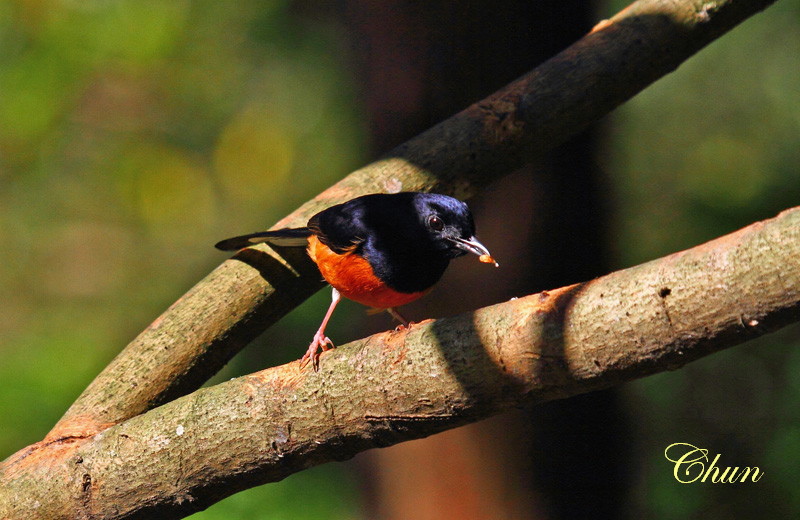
306, 196, 379, 254
216, 195, 378, 252
214, 227, 312, 251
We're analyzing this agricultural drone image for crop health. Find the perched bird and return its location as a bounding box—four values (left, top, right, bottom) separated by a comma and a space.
215, 192, 498, 369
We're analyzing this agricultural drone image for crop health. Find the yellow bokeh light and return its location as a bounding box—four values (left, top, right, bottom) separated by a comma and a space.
213, 104, 295, 203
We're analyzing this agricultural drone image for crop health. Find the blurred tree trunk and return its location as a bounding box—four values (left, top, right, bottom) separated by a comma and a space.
337, 1, 631, 518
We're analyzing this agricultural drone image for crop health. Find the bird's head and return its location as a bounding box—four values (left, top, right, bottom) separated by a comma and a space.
413, 193, 498, 266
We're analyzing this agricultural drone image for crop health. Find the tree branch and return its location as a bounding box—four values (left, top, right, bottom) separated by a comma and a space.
43, 0, 778, 445
3, 204, 798, 519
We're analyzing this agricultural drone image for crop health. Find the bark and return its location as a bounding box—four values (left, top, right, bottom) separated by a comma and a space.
2, 206, 798, 519
46, 0, 778, 445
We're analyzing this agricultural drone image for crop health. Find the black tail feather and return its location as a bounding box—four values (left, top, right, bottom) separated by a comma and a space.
214, 227, 312, 251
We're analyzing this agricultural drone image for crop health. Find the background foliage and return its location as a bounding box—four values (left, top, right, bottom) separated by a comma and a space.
608, 0, 800, 516
0, 0, 798, 518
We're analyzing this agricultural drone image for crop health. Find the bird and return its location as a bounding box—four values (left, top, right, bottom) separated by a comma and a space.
215, 192, 498, 369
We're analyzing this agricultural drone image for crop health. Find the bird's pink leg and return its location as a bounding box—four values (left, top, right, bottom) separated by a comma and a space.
387, 307, 411, 329
300, 288, 341, 370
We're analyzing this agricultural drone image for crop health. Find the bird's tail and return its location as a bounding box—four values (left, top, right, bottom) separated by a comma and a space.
214, 227, 312, 251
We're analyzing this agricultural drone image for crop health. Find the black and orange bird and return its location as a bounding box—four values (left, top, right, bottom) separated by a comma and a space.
215, 192, 498, 369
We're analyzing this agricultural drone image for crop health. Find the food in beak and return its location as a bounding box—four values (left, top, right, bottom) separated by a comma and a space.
478, 254, 499, 267
453, 236, 499, 267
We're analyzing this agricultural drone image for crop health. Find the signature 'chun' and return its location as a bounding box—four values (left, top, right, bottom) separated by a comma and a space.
664, 443, 764, 484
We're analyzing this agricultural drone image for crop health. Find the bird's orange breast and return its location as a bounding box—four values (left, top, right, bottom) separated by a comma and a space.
307, 235, 427, 309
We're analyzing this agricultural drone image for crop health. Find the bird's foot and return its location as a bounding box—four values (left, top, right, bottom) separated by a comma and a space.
394, 321, 417, 331
387, 307, 411, 329
300, 331, 335, 371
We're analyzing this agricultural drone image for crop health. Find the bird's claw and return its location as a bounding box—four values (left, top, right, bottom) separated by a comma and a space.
300, 332, 335, 371
394, 321, 416, 332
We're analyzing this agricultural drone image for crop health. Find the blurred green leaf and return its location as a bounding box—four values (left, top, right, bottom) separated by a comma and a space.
188, 464, 361, 520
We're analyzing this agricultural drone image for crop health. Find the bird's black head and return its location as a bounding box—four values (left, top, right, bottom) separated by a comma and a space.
411, 193, 493, 260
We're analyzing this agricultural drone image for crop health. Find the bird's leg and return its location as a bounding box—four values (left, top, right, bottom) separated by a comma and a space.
387, 307, 411, 329
300, 288, 341, 371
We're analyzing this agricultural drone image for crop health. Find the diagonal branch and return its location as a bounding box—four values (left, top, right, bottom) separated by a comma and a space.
3, 205, 798, 520
46, 0, 779, 444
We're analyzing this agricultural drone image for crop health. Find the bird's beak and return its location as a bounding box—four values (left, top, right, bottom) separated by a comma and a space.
452, 236, 499, 267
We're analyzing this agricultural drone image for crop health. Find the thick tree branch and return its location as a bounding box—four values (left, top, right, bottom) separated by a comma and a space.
45, 0, 778, 444
2, 205, 798, 519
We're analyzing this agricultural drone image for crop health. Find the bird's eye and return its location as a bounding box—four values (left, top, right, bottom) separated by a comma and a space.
428, 215, 445, 231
